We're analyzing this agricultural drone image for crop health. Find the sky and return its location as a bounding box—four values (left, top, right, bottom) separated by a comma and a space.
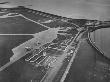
0, 0, 110, 21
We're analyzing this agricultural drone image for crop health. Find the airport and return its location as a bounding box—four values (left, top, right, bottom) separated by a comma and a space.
0, 1, 110, 82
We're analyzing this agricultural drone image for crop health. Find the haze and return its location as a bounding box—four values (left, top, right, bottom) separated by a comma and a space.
0, 0, 110, 21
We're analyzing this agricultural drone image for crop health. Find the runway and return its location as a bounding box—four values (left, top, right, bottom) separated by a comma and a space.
0, 6, 110, 82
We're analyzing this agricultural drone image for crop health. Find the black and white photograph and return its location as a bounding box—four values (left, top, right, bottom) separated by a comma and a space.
0, 0, 110, 82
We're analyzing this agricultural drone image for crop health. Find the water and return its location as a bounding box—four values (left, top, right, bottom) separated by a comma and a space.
90, 28, 110, 58
0, 35, 33, 67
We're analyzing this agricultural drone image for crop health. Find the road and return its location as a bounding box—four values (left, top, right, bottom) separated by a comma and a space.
0, 6, 110, 82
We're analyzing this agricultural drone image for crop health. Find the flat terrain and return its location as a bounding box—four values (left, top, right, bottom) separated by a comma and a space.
65, 39, 110, 82
0, 7, 110, 82
0, 35, 33, 67
0, 16, 47, 34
